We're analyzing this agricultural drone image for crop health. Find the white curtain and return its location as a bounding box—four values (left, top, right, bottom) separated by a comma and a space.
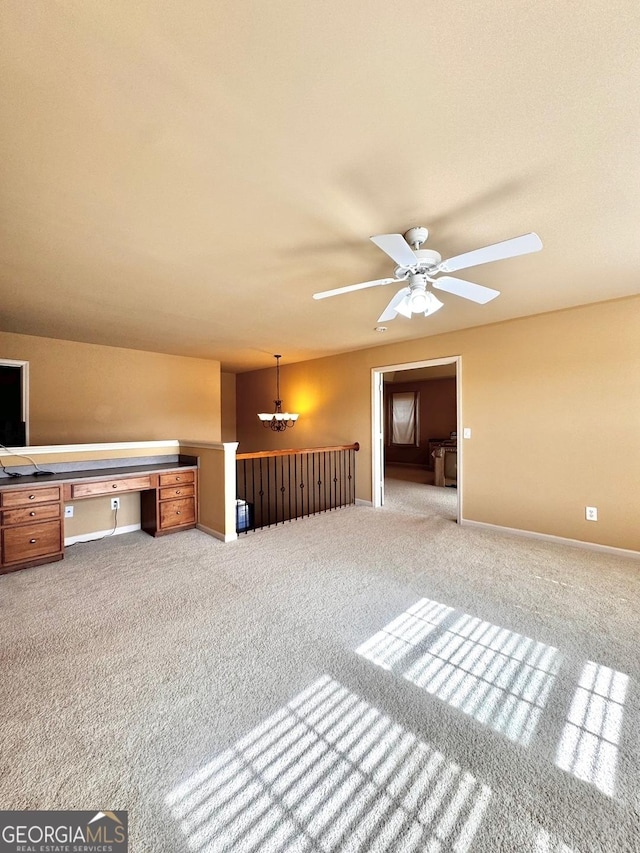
391, 392, 417, 445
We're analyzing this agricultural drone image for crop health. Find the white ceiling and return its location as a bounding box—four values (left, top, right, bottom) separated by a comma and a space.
1, 1, 639, 372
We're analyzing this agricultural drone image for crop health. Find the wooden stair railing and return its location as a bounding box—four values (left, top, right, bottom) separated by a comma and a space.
235, 443, 359, 533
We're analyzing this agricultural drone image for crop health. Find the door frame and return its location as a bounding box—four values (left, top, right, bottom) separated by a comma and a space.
371, 355, 462, 522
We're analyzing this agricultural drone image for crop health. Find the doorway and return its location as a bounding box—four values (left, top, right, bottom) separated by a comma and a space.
371, 356, 461, 523
0, 359, 29, 446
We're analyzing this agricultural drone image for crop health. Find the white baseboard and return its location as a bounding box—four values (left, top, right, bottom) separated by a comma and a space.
460, 519, 640, 560
355, 498, 373, 507
197, 523, 237, 543
64, 523, 141, 546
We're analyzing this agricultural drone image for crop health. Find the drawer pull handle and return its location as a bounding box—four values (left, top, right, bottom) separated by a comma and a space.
30, 538, 37, 544
176, 511, 181, 515
175, 477, 181, 481
29, 494, 36, 500
176, 489, 181, 494
30, 511, 36, 516
112, 484, 118, 488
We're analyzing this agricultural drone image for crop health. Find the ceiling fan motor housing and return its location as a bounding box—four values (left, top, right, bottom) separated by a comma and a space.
414, 248, 442, 270
394, 248, 442, 280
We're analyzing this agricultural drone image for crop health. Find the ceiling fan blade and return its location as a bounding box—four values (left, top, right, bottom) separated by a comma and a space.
370, 233, 418, 267
377, 287, 411, 322
313, 278, 398, 300
438, 232, 542, 274
432, 276, 500, 304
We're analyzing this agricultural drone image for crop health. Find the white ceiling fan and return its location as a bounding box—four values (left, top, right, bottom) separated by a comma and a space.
312, 227, 542, 322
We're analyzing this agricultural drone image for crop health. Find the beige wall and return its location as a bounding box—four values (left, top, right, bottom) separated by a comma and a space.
0, 331, 221, 445
236, 355, 365, 453
220, 372, 237, 441
237, 296, 640, 552
181, 442, 238, 540
64, 491, 142, 539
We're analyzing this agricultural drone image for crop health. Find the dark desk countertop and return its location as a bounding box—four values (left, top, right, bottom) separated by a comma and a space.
0, 461, 198, 490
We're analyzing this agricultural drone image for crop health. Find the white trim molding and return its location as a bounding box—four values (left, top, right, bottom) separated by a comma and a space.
197, 522, 237, 543
461, 519, 640, 560
65, 523, 141, 545
371, 355, 462, 523
180, 440, 238, 451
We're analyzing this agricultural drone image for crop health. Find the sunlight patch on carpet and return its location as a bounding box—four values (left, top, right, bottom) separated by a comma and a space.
529, 823, 583, 852
166, 675, 492, 852
357, 598, 561, 745
355, 599, 455, 670
555, 661, 627, 797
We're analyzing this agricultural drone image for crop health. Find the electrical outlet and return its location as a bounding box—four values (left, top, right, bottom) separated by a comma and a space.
110, 497, 120, 510
585, 506, 598, 522
463, 428, 472, 439
64, 505, 74, 518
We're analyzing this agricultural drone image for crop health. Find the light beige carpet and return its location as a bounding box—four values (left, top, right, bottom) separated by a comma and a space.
1, 471, 639, 852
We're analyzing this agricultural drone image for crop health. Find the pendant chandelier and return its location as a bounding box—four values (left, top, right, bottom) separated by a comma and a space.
257, 354, 299, 431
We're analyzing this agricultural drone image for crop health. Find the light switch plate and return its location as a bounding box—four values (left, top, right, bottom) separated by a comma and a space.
463, 428, 472, 439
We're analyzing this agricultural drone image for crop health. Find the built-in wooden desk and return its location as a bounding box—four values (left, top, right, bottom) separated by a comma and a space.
0, 461, 198, 575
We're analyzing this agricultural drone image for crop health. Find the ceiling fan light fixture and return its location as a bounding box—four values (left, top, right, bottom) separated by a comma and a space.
395, 296, 413, 319
422, 291, 444, 316
408, 285, 443, 316
409, 289, 429, 313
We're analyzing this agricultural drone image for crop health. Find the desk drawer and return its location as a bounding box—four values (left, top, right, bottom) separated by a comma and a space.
3, 503, 61, 526
3, 521, 62, 565
71, 476, 152, 498
159, 471, 195, 487
159, 497, 195, 530
159, 484, 195, 501
1, 487, 61, 508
